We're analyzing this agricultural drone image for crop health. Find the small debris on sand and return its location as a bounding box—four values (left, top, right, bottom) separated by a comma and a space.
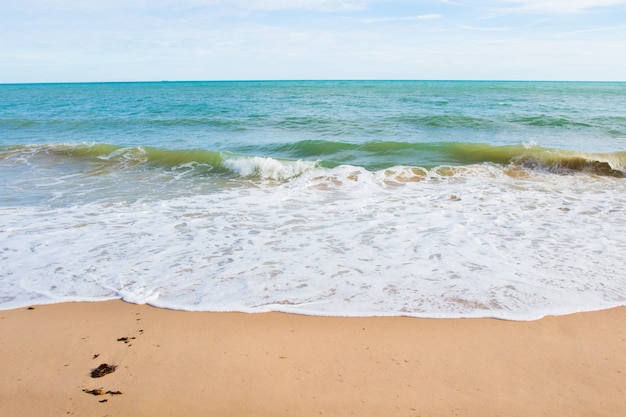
82, 388, 123, 396
90, 363, 116, 378
83, 389, 104, 396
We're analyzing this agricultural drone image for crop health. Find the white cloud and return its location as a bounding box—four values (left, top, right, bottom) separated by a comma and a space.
227, 0, 372, 11
502, 0, 626, 13
10, 0, 372, 12
361, 14, 443, 23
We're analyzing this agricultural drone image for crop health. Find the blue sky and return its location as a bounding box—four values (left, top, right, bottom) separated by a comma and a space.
1, 0, 625, 82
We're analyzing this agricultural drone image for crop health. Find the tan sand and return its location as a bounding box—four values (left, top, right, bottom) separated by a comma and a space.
0, 300, 624, 417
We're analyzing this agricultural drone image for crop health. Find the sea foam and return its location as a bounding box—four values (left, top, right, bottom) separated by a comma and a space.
1, 165, 624, 320
221, 155, 318, 180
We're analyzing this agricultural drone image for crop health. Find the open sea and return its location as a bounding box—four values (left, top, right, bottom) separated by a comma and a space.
1, 80, 625, 320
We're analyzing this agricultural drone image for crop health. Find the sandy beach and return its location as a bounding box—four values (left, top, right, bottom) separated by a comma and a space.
0, 300, 624, 417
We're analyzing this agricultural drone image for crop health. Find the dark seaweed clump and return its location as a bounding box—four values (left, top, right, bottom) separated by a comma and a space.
90, 363, 116, 378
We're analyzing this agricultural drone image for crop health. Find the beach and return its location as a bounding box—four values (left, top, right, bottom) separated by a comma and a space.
1, 81, 625, 416
1, 300, 624, 417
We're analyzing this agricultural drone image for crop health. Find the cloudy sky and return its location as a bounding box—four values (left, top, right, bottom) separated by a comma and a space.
1, 0, 625, 82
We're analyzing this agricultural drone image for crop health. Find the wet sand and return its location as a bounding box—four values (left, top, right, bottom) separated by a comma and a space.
0, 300, 624, 417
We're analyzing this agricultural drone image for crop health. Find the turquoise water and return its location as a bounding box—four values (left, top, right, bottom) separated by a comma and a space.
1, 81, 625, 319
3, 81, 626, 149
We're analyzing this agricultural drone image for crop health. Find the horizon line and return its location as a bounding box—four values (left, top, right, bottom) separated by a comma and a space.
2, 78, 626, 86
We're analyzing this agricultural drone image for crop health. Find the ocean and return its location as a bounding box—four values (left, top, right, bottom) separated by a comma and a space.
1, 80, 625, 320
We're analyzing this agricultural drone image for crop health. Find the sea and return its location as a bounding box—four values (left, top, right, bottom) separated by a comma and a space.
1, 80, 625, 320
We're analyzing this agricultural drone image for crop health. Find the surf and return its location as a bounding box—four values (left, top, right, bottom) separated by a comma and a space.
2, 141, 625, 179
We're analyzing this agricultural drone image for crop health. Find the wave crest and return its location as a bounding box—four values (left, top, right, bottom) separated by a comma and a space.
2, 141, 624, 180
222, 155, 318, 180
511, 153, 625, 177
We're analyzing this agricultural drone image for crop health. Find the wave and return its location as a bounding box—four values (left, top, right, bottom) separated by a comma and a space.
0, 143, 318, 180
268, 140, 626, 176
4, 109, 622, 140
2, 141, 625, 180
0, 116, 250, 131
387, 113, 619, 131
392, 114, 495, 129
275, 116, 368, 137
508, 115, 592, 128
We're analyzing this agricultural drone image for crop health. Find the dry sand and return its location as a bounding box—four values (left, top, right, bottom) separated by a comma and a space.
0, 300, 624, 417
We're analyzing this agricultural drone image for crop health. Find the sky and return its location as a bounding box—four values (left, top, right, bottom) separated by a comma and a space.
1, 0, 625, 82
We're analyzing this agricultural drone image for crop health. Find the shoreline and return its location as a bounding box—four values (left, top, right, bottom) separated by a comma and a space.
1, 300, 624, 416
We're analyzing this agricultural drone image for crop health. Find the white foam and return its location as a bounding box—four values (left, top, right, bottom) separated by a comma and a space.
222, 155, 318, 180
1, 166, 625, 319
